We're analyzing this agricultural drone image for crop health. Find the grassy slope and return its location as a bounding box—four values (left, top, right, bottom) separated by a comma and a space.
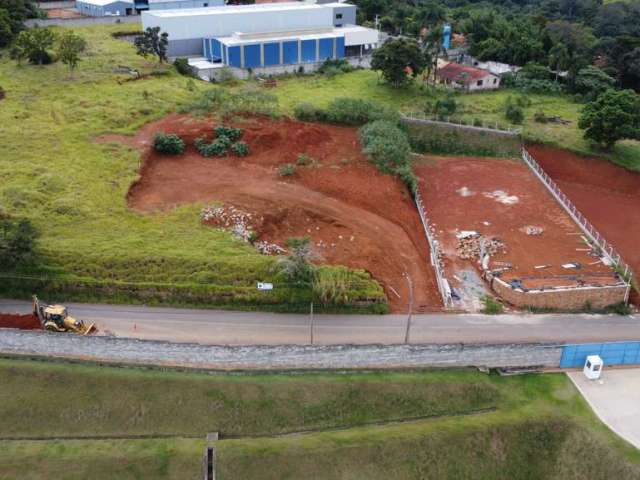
272, 70, 640, 171
0, 25, 383, 310
0, 359, 639, 479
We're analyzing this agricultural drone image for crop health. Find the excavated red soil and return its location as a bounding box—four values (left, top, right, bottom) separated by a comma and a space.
119, 115, 441, 312
415, 156, 620, 301
0, 314, 41, 330
528, 145, 640, 303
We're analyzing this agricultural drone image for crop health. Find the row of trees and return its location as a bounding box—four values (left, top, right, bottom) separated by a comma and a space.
354, 0, 640, 92
9, 26, 86, 75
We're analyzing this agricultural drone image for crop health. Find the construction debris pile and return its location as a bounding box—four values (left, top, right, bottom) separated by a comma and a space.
456, 231, 506, 260
520, 225, 544, 236
200, 205, 285, 255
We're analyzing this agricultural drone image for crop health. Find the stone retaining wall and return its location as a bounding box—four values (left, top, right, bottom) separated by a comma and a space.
0, 329, 562, 370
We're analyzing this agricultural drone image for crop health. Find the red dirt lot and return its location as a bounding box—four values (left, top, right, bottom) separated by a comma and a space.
414, 155, 621, 309
120, 115, 441, 312
0, 314, 41, 330
46, 8, 83, 18
528, 145, 640, 290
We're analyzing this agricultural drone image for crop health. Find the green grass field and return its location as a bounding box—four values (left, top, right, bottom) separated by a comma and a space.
0, 25, 384, 311
0, 358, 638, 479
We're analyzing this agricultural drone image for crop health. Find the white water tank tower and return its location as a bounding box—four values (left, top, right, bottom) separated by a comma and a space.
583, 355, 603, 380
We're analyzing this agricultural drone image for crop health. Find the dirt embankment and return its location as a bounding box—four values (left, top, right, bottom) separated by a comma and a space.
117, 115, 442, 313
0, 314, 41, 330
528, 145, 640, 302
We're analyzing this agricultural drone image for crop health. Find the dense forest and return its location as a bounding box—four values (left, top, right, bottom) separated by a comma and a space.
354, 0, 640, 91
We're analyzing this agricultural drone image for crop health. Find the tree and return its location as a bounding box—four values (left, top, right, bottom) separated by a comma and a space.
574, 66, 615, 100
548, 43, 570, 82
134, 26, 169, 64
578, 89, 640, 148
276, 237, 317, 285
0, 0, 41, 48
0, 214, 38, 268
56, 30, 86, 77
12, 26, 55, 65
371, 37, 426, 88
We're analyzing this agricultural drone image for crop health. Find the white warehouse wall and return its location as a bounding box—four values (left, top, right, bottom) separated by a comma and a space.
142, 4, 334, 42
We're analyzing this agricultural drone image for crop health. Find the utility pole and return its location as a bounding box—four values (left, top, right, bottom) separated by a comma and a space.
403, 273, 414, 344
309, 302, 314, 345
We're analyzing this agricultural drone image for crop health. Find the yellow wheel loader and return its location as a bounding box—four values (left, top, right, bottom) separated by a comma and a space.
32, 296, 96, 335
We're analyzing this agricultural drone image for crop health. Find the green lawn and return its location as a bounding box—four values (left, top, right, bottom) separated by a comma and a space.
272, 70, 640, 171
0, 25, 383, 311
0, 358, 639, 479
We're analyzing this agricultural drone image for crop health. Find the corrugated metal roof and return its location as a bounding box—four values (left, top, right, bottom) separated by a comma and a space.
146, 2, 323, 17
437, 62, 493, 84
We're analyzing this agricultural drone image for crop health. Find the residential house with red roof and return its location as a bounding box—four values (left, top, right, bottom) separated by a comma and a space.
436, 62, 501, 92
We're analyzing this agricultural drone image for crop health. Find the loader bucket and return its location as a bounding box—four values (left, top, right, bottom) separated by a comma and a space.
82, 323, 96, 335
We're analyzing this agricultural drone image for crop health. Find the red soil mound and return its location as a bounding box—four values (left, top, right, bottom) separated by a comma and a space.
122, 115, 442, 312
0, 314, 41, 330
527, 145, 640, 293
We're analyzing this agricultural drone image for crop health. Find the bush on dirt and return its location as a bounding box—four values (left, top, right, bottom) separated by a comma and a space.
279, 164, 296, 177
195, 136, 228, 157
359, 120, 411, 174
296, 153, 312, 166
153, 133, 185, 155
214, 126, 243, 141
231, 141, 249, 157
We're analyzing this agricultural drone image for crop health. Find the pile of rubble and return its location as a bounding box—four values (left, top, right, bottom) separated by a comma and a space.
456, 231, 506, 260
520, 225, 544, 236
200, 205, 285, 255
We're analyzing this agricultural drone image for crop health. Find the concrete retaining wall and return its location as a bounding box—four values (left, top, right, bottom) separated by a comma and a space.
0, 329, 562, 370
403, 117, 522, 157
491, 276, 627, 310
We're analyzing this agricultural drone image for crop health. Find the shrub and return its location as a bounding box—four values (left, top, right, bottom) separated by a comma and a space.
504, 98, 524, 124
231, 141, 249, 157
359, 120, 411, 173
313, 266, 353, 305
173, 57, 194, 77
395, 163, 418, 194
294, 102, 327, 122
481, 295, 503, 314
214, 125, 243, 141
325, 97, 400, 126
0, 214, 38, 268
296, 153, 312, 166
318, 58, 354, 76
182, 87, 278, 116
433, 95, 458, 119
195, 136, 228, 157
279, 164, 296, 177
153, 133, 185, 155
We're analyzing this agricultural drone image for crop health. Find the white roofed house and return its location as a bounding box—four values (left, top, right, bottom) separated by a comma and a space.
141, 1, 380, 79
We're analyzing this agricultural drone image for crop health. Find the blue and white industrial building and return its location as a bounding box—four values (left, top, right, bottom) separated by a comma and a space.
141, 1, 380, 79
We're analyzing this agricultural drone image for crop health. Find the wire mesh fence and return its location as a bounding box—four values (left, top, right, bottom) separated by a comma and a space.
522, 148, 634, 299
402, 111, 522, 136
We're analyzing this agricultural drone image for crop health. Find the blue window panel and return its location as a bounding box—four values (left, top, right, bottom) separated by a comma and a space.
561, 342, 640, 368
282, 41, 298, 65
264, 42, 280, 66
203, 39, 210, 60
319, 38, 334, 61
243, 44, 261, 69
336, 36, 345, 58
211, 38, 222, 61
301, 39, 317, 63
228, 46, 241, 67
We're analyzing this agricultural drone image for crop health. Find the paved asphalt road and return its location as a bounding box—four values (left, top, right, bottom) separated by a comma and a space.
1, 299, 639, 346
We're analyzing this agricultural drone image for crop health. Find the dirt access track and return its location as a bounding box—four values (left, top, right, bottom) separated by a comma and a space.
528, 145, 640, 300
414, 155, 621, 310
121, 115, 441, 312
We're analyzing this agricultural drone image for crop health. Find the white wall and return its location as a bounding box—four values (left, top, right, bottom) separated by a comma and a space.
143, 5, 333, 41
